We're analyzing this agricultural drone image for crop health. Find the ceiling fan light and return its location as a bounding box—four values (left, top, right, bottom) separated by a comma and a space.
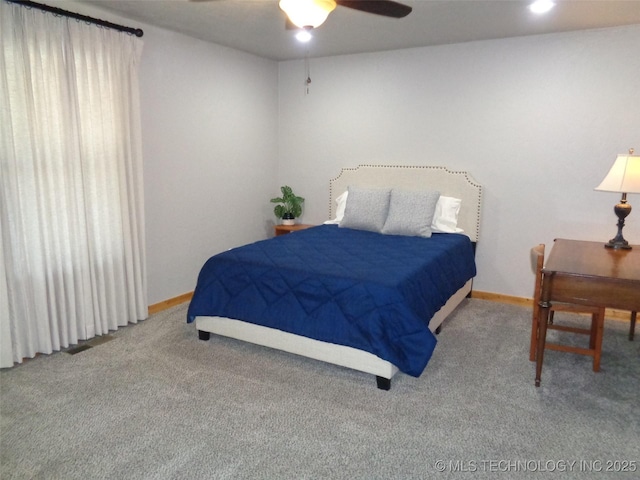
295, 29, 313, 43
279, 0, 337, 29
529, 0, 555, 14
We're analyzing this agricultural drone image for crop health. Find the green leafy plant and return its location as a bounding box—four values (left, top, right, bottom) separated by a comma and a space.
270, 185, 304, 219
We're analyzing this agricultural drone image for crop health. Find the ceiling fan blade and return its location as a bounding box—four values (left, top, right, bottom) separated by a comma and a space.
336, 0, 412, 18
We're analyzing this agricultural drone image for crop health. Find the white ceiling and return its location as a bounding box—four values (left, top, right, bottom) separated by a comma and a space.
81, 0, 640, 61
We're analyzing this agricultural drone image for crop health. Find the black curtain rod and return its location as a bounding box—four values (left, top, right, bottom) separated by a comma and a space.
6, 0, 143, 37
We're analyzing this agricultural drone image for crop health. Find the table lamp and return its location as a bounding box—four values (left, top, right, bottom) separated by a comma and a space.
595, 148, 640, 249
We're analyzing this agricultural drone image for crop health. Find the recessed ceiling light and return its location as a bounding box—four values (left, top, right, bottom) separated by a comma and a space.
295, 29, 313, 43
529, 0, 555, 14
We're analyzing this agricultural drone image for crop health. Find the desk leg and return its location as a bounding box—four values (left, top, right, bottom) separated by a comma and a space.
593, 311, 605, 372
630, 312, 636, 341
535, 301, 550, 387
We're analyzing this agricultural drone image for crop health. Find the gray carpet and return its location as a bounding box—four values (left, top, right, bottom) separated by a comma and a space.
1, 299, 638, 479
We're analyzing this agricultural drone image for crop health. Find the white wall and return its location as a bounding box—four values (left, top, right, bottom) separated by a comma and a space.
278, 25, 640, 299
140, 26, 279, 304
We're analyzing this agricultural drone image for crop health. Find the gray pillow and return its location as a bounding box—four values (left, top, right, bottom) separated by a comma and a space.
381, 189, 441, 238
339, 186, 391, 233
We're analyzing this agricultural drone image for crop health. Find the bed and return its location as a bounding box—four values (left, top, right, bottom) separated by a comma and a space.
187, 165, 482, 389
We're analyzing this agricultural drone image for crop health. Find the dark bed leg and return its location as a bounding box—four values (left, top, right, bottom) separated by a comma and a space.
376, 376, 391, 391
435, 325, 442, 335
198, 330, 210, 341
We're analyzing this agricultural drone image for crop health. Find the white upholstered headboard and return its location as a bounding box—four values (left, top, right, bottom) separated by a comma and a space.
329, 165, 483, 242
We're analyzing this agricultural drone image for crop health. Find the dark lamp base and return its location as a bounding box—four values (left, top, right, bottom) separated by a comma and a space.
605, 198, 633, 250
604, 240, 632, 250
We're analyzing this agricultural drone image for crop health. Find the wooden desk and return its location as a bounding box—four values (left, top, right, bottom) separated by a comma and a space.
535, 238, 640, 386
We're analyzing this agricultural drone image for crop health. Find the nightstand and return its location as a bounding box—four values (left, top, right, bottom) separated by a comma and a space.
274, 224, 314, 237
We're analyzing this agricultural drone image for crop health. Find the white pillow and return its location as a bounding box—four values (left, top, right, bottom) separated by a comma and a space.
339, 186, 391, 233
381, 189, 440, 238
327, 191, 464, 233
432, 196, 464, 233
323, 191, 348, 225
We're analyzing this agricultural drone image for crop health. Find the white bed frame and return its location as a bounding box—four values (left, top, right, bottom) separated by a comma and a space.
195, 165, 482, 389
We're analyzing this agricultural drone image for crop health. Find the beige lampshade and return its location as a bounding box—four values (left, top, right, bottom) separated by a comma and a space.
595, 150, 640, 194
279, 0, 336, 29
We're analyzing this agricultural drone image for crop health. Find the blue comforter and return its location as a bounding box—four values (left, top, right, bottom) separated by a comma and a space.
187, 225, 476, 377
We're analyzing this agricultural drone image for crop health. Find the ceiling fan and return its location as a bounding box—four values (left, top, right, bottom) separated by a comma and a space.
191, 0, 412, 30
279, 0, 412, 29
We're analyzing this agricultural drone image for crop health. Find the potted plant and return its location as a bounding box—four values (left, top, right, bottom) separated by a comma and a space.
271, 185, 304, 225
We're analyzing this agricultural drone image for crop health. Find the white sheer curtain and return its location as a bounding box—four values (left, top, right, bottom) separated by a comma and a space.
0, 2, 147, 367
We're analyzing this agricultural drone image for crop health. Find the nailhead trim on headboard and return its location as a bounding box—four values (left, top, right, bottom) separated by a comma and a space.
328, 165, 483, 242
